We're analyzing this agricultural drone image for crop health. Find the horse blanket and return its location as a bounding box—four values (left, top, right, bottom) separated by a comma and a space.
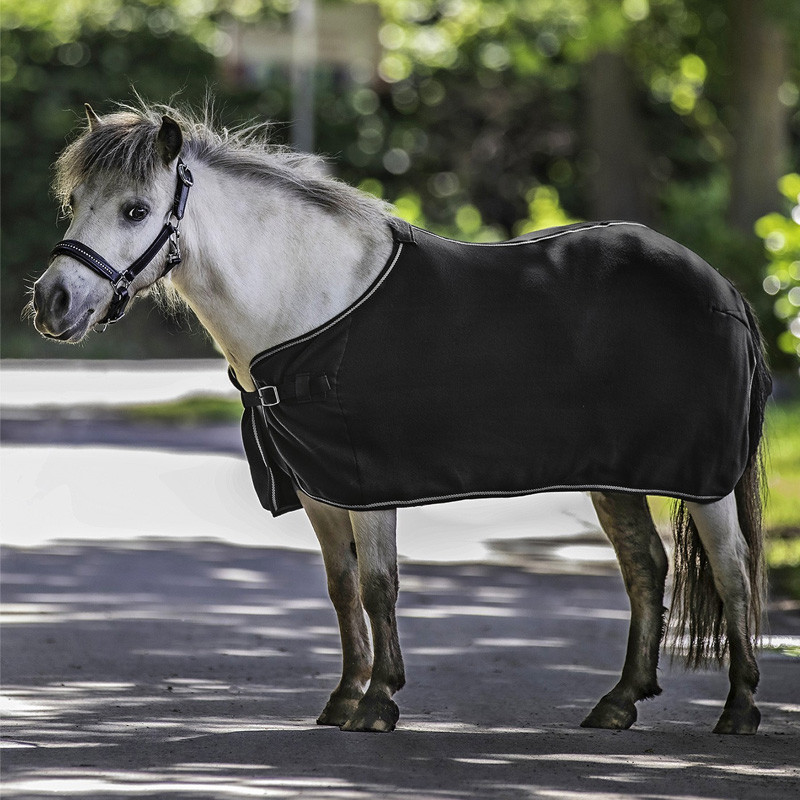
232, 219, 759, 516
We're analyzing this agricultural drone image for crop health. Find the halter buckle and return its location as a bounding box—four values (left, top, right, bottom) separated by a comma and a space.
165, 227, 182, 269
112, 274, 131, 294
177, 160, 194, 187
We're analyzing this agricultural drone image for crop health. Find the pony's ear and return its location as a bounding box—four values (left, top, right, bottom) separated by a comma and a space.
156, 115, 183, 165
85, 103, 102, 131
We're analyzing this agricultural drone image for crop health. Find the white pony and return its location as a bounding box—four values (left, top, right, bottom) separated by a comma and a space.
32, 104, 769, 735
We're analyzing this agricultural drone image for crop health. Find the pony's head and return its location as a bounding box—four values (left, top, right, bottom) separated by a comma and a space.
32, 105, 187, 341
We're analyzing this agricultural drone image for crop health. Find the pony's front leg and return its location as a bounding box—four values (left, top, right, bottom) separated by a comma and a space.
298, 493, 372, 727
581, 492, 668, 730
341, 508, 405, 732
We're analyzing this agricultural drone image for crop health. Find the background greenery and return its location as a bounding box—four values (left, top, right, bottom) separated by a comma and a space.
2, 0, 799, 369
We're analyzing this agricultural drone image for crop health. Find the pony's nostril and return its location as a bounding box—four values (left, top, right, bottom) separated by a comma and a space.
52, 285, 71, 317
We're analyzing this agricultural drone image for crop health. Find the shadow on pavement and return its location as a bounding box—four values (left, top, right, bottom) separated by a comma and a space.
2, 540, 799, 799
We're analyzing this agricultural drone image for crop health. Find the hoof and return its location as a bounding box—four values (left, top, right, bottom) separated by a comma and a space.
581, 696, 637, 730
317, 699, 360, 727
340, 695, 399, 733
713, 705, 760, 735
316, 689, 363, 727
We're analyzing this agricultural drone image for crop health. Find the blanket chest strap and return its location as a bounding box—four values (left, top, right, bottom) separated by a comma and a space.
239, 374, 331, 408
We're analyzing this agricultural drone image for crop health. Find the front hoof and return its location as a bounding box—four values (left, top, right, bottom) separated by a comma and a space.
340, 695, 399, 733
317, 686, 365, 727
713, 705, 760, 735
581, 696, 637, 730
317, 696, 360, 727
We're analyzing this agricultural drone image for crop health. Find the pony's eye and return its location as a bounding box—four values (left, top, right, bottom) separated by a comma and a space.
125, 204, 150, 222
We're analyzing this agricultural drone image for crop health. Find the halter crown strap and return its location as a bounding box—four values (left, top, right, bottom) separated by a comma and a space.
49, 157, 194, 326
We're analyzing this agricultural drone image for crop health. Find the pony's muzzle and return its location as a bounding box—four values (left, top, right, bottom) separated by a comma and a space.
33, 275, 69, 327
32, 274, 92, 341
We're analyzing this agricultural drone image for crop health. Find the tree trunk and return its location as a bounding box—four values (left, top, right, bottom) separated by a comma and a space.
727, 0, 789, 233
583, 50, 655, 225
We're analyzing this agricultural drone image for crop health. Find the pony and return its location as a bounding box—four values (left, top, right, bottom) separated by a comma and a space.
30, 103, 770, 735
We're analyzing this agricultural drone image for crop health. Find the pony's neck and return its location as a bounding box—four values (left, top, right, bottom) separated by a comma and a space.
170, 162, 393, 390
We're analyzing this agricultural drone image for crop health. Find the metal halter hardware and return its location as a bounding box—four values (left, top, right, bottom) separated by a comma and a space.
50, 158, 194, 329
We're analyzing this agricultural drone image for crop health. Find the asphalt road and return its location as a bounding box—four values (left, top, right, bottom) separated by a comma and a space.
3, 538, 800, 799
1, 415, 799, 799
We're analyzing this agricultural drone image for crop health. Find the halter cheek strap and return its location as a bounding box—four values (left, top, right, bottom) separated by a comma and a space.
50, 158, 194, 328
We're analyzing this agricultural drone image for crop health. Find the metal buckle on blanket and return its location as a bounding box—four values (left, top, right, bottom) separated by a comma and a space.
257, 385, 280, 407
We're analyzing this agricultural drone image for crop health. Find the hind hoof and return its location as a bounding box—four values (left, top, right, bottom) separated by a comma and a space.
581, 696, 637, 730
713, 705, 760, 735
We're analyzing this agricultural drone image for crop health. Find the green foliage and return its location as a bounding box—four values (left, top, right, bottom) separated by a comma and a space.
765, 400, 800, 534
757, 176, 800, 364
763, 397, 800, 600
2, 0, 799, 368
659, 172, 772, 325
768, 538, 800, 569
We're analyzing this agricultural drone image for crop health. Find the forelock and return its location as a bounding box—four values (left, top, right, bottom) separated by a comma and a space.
53, 111, 163, 211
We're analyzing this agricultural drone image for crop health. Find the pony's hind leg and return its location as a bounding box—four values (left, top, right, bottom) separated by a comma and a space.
298, 493, 372, 727
581, 491, 668, 730
686, 495, 761, 734
340, 508, 405, 732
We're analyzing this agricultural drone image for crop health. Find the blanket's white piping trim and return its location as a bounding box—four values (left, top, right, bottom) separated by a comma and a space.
294, 481, 724, 510
419, 220, 648, 247
251, 408, 278, 511
250, 242, 405, 370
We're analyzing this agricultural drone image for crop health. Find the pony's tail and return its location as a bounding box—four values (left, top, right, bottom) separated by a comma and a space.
668, 300, 770, 667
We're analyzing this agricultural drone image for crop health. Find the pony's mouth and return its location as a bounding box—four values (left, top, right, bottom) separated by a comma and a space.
39, 310, 94, 343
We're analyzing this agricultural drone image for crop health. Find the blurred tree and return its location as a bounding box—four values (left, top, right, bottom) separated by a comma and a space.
584, 50, 656, 223
727, 0, 790, 232
2, 0, 798, 367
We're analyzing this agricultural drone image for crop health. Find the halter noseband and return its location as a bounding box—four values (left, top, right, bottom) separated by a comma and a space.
50, 158, 194, 328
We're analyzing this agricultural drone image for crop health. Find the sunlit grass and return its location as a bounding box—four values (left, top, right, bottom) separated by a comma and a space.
765, 400, 800, 534
122, 395, 242, 423
763, 399, 800, 600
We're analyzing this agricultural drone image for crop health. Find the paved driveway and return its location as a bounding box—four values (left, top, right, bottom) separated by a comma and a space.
2, 537, 799, 799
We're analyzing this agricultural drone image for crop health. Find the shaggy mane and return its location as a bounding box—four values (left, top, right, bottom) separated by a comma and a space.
53, 100, 389, 227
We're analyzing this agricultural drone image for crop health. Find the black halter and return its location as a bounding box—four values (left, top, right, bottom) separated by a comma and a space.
50, 158, 194, 328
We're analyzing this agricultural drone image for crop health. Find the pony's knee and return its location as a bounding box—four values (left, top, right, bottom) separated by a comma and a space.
327, 566, 361, 611
360, 569, 399, 618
